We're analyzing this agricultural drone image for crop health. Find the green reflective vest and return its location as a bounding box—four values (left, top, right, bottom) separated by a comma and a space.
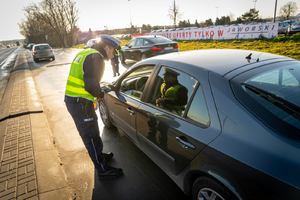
65, 48, 104, 103
160, 83, 185, 110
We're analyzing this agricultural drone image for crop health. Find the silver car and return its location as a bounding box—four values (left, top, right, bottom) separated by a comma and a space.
32, 44, 55, 62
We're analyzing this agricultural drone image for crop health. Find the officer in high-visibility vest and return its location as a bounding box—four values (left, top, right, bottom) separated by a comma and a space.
64, 34, 123, 180
111, 47, 120, 77
156, 68, 188, 115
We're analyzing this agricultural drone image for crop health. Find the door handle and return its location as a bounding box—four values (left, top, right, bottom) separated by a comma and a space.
176, 137, 195, 150
126, 108, 135, 115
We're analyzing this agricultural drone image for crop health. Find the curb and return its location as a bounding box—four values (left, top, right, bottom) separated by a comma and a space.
0, 52, 71, 200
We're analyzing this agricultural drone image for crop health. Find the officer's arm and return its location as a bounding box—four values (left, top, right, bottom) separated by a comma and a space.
83, 54, 105, 98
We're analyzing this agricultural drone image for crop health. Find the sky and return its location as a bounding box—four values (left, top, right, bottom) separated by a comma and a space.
0, 0, 299, 41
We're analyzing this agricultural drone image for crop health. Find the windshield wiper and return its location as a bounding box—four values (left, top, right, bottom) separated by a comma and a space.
241, 83, 300, 114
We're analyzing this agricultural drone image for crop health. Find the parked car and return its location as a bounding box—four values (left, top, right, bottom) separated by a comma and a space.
119, 35, 179, 63
27, 43, 35, 50
32, 43, 55, 62
84, 38, 100, 49
278, 22, 288, 34
287, 21, 300, 35
99, 49, 300, 200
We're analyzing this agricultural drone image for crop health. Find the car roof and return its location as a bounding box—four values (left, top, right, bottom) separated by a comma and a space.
34, 43, 50, 46
145, 49, 294, 77
133, 35, 167, 39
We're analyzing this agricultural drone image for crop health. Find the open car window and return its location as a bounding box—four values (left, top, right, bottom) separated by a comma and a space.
119, 65, 155, 100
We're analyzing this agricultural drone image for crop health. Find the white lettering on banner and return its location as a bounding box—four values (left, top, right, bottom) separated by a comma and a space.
146, 23, 278, 40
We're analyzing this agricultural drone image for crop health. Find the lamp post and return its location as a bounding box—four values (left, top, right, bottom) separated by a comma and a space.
253, 0, 257, 10
273, 0, 277, 22
128, 0, 132, 34
216, 7, 218, 26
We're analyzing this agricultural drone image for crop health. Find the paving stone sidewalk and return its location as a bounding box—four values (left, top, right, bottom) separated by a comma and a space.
0, 52, 71, 200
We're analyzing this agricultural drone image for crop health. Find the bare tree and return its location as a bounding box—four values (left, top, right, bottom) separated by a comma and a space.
167, 0, 183, 28
280, 1, 298, 20
19, 0, 79, 47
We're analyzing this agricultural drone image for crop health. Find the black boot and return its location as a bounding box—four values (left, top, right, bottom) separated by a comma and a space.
98, 165, 123, 180
103, 152, 114, 162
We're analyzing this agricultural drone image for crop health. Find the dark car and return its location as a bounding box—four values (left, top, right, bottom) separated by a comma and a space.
119, 35, 179, 63
99, 49, 300, 200
32, 43, 55, 62
287, 21, 300, 36
27, 43, 35, 50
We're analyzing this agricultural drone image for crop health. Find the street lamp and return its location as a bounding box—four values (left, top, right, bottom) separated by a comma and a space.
128, 0, 132, 33
216, 7, 218, 25
274, 0, 277, 22
253, 0, 257, 10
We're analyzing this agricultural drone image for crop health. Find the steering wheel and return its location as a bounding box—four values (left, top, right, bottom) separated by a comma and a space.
135, 77, 148, 91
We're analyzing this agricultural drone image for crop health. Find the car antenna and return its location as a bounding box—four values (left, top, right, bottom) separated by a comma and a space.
245, 53, 252, 59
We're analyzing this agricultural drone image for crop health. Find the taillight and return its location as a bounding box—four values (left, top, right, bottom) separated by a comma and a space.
50, 49, 53, 52
175, 45, 178, 48
151, 47, 162, 51
34, 51, 37, 54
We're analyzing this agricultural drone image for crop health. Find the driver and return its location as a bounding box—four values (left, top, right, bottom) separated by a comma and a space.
156, 68, 188, 115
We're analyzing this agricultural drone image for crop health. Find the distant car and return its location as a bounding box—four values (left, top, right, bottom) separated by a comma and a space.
287, 21, 300, 36
119, 35, 179, 63
99, 49, 300, 200
6, 45, 10, 48
27, 43, 35, 50
84, 38, 100, 49
278, 22, 288, 34
32, 43, 55, 62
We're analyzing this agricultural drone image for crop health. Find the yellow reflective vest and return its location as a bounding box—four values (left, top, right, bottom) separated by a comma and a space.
65, 48, 104, 103
160, 83, 185, 110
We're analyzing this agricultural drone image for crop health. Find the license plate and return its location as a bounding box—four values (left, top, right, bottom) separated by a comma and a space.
165, 47, 173, 50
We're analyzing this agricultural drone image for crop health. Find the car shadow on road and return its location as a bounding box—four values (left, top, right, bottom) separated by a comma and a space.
91, 126, 188, 200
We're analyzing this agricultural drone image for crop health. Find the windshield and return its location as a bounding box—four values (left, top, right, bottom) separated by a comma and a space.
231, 61, 300, 141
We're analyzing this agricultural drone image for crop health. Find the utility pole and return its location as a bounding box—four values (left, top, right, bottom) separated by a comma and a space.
274, 0, 277, 22
216, 7, 218, 25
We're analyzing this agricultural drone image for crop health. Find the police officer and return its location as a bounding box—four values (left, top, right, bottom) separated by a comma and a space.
64, 34, 123, 180
156, 68, 188, 115
111, 47, 120, 77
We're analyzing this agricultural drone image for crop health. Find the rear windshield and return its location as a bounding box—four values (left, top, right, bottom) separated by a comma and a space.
35, 45, 50, 50
148, 37, 173, 44
231, 61, 300, 141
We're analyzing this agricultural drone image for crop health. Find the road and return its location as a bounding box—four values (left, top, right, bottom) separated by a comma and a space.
26, 48, 189, 200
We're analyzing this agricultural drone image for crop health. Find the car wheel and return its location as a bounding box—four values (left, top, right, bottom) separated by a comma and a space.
52, 56, 55, 61
99, 100, 114, 129
192, 177, 235, 200
119, 52, 125, 63
140, 53, 147, 61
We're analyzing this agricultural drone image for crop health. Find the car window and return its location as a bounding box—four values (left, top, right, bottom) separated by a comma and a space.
136, 39, 143, 46
186, 85, 210, 127
231, 62, 300, 141
147, 66, 197, 116
128, 39, 136, 47
149, 37, 173, 44
144, 40, 150, 45
119, 65, 155, 100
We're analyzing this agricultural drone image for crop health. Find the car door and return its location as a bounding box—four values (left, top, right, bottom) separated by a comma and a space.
106, 65, 155, 144
136, 65, 221, 175
123, 38, 136, 60
131, 38, 144, 60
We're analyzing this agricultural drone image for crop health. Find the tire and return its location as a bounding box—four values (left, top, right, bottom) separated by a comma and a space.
140, 53, 147, 61
192, 177, 235, 200
52, 56, 55, 61
119, 52, 125, 63
99, 100, 114, 129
